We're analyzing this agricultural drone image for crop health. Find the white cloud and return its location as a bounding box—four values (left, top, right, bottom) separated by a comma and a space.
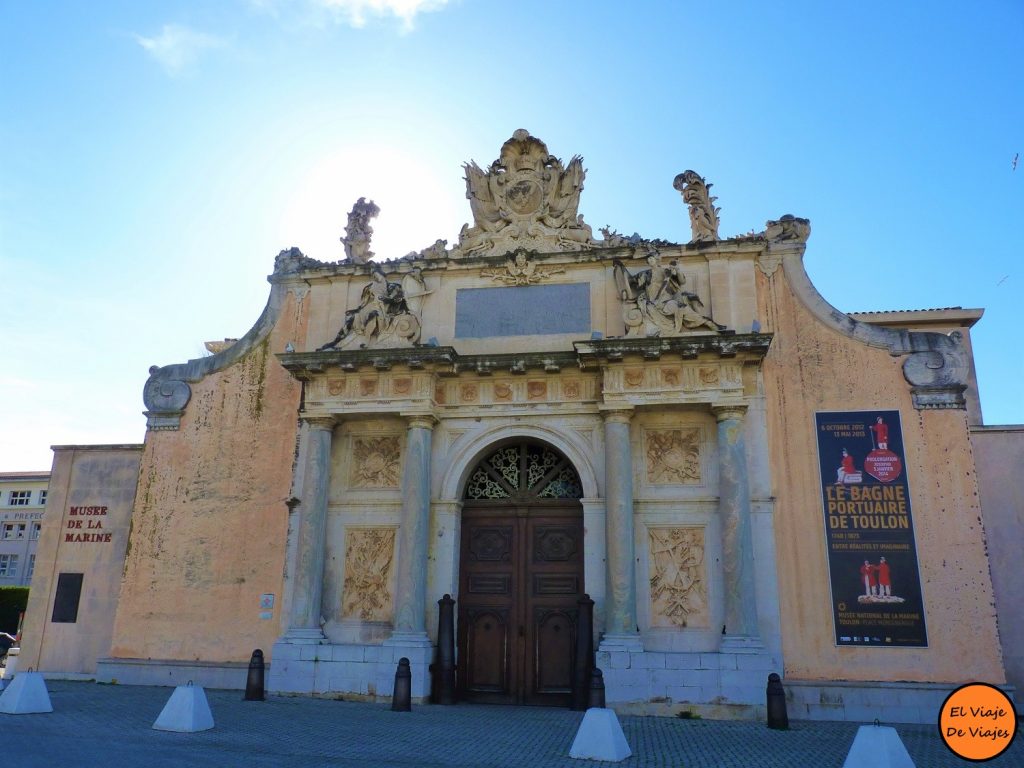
315, 0, 450, 30
134, 24, 224, 76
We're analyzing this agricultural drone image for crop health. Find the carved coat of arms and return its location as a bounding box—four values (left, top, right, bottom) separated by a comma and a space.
455, 130, 595, 257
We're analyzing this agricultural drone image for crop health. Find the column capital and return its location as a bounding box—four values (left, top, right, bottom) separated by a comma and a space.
405, 414, 437, 431
711, 403, 748, 423
302, 415, 337, 431
600, 406, 634, 425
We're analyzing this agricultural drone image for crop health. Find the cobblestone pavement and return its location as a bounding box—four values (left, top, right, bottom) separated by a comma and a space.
2, 681, 1021, 767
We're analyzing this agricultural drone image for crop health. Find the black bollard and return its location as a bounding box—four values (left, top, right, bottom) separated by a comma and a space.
392, 657, 412, 712
244, 649, 265, 701
766, 672, 789, 730
571, 594, 595, 711
435, 594, 456, 705
588, 668, 606, 709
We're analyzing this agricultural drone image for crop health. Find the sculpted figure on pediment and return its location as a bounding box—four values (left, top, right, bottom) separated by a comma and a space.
613, 250, 726, 338
454, 129, 596, 257
765, 214, 811, 243
341, 197, 381, 264
318, 265, 427, 350
673, 171, 720, 243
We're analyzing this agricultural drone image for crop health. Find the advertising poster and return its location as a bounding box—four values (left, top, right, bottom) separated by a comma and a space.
815, 410, 928, 647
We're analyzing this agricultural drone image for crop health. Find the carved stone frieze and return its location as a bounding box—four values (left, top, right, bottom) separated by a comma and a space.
648, 527, 708, 628
341, 527, 396, 621
480, 249, 566, 285
645, 428, 702, 485
350, 435, 402, 489
612, 252, 726, 338
454, 129, 596, 257
318, 265, 427, 351
673, 171, 720, 243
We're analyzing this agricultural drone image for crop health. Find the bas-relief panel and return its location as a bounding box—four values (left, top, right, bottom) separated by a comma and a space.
349, 435, 402, 489
648, 526, 708, 628
643, 427, 702, 485
341, 527, 396, 622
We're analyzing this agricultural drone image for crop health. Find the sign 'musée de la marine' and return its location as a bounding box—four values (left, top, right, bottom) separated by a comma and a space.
815, 410, 928, 648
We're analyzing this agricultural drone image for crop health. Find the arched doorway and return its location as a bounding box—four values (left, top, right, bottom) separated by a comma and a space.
457, 440, 584, 706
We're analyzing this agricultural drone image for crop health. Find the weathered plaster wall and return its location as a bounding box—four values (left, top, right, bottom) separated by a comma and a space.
20, 445, 142, 674
107, 283, 308, 664
970, 425, 1024, 694
759, 262, 1004, 684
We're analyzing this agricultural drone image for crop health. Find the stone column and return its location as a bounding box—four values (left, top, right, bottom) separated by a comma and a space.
285, 416, 334, 642
600, 408, 642, 649
712, 404, 761, 648
390, 414, 435, 642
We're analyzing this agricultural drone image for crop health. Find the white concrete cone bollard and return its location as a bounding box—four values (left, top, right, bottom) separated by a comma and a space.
152, 681, 215, 732
0, 670, 54, 714
569, 707, 632, 762
842, 723, 916, 768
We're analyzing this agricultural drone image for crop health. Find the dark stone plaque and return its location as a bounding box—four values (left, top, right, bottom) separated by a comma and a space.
454, 284, 590, 338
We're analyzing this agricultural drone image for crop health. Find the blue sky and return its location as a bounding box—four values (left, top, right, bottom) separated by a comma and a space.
2, 1, 1021, 470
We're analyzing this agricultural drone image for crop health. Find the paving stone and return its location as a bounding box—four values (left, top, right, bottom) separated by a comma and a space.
1, 680, 1021, 767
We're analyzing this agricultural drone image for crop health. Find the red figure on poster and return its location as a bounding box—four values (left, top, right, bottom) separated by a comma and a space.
877, 556, 891, 597
870, 416, 889, 450
860, 560, 877, 597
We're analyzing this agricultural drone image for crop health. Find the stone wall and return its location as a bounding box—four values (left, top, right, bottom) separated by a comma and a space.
19, 445, 142, 675
759, 256, 1004, 685
103, 282, 308, 667
971, 424, 1024, 694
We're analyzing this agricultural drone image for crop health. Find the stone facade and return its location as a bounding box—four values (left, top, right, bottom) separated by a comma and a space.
17, 130, 1015, 722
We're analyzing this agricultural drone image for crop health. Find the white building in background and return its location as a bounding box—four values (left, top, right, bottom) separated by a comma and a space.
0, 471, 49, 587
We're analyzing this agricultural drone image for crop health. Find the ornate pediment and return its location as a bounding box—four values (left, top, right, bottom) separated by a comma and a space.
452, 129, 596, 258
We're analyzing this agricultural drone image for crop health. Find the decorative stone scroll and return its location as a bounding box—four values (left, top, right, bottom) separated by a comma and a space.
673, 171, 720, 243
648, 527, 708, 628
455, 129, 595, 257
644, 428, 702, 485
341, 527, 396, 621
350, 436, 402, 488
318, 266, 427, 350
341, 197, 380, 264
612, 252, 726, 338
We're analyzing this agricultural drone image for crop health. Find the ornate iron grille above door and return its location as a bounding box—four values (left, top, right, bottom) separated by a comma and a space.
464, 442, 583, 501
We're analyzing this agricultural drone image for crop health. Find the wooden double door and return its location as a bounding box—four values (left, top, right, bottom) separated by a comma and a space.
457, 503, 584, 706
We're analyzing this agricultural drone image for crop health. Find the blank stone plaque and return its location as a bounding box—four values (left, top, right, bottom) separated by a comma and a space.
455, 284, 590, 338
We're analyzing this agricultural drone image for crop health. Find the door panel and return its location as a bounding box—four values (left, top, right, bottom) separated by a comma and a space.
457, 505, 583, 706
463, 607, 510, 695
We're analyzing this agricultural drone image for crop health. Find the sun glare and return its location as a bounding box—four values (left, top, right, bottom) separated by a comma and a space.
277, 144, 466, 264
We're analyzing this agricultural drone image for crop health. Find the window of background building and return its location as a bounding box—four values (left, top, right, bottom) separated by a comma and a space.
26, 554, 35, 581
8, 490, 31, 506
38, 490, 47, 506
0, 554, 19, 577
2, 523, 27, 540
30, 522, 41, 540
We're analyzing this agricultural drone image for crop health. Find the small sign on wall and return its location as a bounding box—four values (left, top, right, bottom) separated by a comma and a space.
259, 593, 274, 619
